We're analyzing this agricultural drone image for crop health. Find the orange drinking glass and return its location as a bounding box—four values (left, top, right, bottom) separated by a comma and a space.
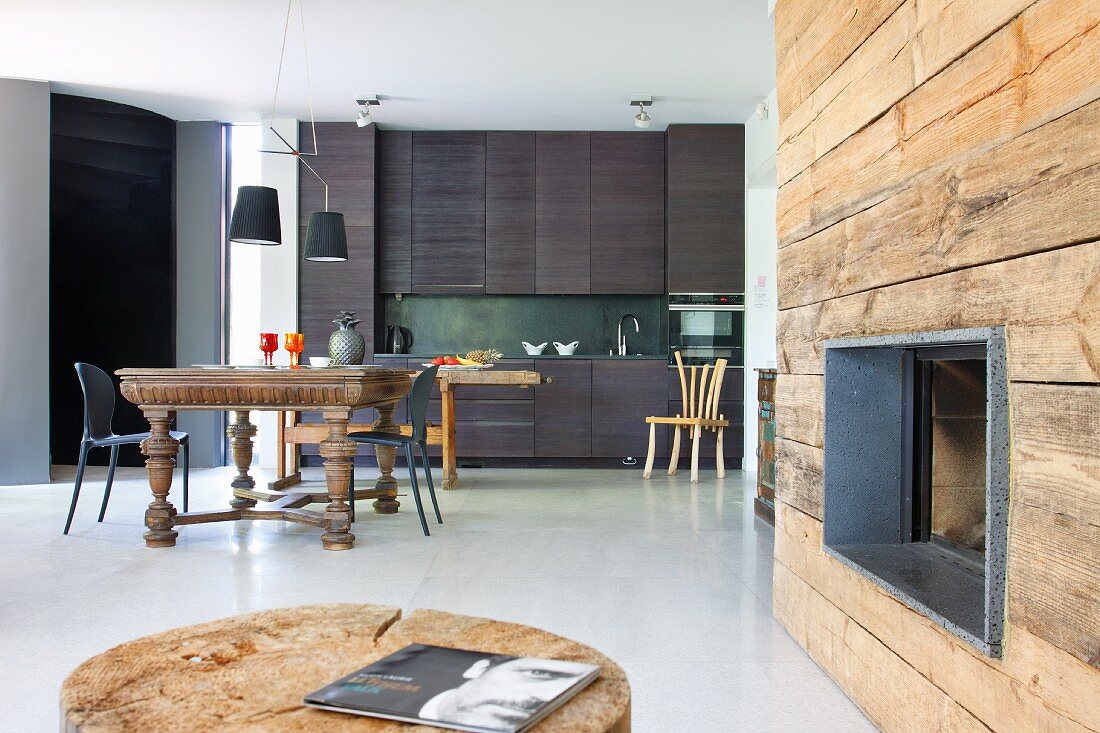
259, 333, 278, 365
284, 333, 304, 369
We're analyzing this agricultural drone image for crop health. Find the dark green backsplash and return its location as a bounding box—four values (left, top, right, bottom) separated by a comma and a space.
379, 294, 668, 357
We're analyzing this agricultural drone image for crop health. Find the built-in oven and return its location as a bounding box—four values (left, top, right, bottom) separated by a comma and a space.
669, 293, 744, 366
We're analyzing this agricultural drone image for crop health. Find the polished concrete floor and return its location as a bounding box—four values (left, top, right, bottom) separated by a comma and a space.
0, 465, 876, 732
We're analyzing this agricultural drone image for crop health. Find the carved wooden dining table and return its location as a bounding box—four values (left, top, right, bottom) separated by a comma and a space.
117, 367, 413, 551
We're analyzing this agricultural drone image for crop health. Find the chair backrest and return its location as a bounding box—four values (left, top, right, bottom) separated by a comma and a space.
671, 351, 728, 426
408, 366, 440, 442
74, 362, 117, 441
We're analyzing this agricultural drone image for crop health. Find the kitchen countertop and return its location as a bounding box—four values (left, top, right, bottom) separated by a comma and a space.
373, 353, 671, 361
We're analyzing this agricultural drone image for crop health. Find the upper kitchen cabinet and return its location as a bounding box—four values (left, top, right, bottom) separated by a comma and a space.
298, 122, 377, 228
486, 132, 535, 294
378, 130, 412, 293
590, 132, 665, 294
411, 131, 486, 293
535, 132, 590, 294
666, 124, 745, 294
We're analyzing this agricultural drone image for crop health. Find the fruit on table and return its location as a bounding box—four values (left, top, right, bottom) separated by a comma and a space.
431, 356, 446, 365
444, 356, 460, 365
465, 349, 502, 364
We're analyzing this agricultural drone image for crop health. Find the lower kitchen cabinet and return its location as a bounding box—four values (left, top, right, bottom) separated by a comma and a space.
591, 360, 669, 458
535, 360, 592, 457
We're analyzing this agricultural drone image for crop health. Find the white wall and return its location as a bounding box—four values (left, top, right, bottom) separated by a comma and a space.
0, 78, 51, 485
175, 121, 226, 467
255, 119, 299, 469
742, 88, 779, 467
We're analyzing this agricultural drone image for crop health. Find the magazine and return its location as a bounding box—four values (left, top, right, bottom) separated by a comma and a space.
304, 643, 600, 733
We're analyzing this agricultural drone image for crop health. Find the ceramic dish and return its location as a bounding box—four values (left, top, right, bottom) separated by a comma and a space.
421, 363, 495, 370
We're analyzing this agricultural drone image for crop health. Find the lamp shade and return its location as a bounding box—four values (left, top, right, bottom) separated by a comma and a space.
304, 211, 349, 261
228, 185, 281, 245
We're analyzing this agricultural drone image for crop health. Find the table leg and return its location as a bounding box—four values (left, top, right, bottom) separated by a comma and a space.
319, 409, 356, 550
441, 384, 458, 489
371, 402, 401, 514
141, 410, 179, 548
227, 410, 258, 509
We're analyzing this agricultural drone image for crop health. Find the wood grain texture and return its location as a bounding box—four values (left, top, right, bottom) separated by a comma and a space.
775, 437, 823, 520
378, 130, 412, 293
298, 226, 375, 362
61, 605, 631, 733
778, 97, 1100, 309
536, 359, 593, 457
775, 0, 906, 119
411, 132, 486, 292
776, 241, 1100, 381
486, 131, 536, 294
773, 562, 992, 733
590, 132, 665, 294
591, 360, 668, 458
777, 0, 1100, 248
774, 500, 1100, 732
298, 123, 376, 228
777, 0, 1034, 186
774, 374, 823, 447
1012, 383, 1100, 528
665, 125, 746, 293
536, 132, 591, 294
1008, 502, 1100, 669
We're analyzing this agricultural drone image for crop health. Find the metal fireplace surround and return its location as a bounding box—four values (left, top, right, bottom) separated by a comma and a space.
822, 327, 1008, 656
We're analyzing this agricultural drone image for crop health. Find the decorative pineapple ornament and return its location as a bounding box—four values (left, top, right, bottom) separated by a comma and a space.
328, 311, 366, 365
464, 348, 502, 365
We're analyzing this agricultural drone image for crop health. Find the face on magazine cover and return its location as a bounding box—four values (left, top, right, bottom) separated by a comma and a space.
422, 656, 590, 728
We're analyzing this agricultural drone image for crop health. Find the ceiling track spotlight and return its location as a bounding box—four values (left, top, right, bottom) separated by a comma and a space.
356, 94, 380, 127
630, 96, 653, 129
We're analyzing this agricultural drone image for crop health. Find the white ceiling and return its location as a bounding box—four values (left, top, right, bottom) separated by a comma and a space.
4, 0, 775, 130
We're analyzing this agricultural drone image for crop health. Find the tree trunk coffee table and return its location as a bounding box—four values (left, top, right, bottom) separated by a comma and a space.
61, 604, 631, 732
116, 368, 414, 551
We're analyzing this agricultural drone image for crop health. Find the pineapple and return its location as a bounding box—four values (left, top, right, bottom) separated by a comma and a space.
464, 348, 502, 365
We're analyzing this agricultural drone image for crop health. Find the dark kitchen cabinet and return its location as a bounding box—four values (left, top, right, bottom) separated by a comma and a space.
591, 360, 668, 458
378, 131, 412, 293
411, 132, 486, 293
666, 124, 745, 293
590, 133, 665, 294
486, 132, 536, 294
535, 132, 590, 294
535, 359, 592, 457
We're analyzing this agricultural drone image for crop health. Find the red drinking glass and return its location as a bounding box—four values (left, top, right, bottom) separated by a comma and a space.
259, 333, 278, 365
285, 333, 304, 369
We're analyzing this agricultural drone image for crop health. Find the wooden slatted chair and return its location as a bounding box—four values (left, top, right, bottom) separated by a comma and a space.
643, 352, 729, 482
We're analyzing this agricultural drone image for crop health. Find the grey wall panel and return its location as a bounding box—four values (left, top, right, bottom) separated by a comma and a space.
0, 79, 50, 484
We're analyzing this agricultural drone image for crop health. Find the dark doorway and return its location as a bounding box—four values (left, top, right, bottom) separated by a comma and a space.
50, 95, 176, 466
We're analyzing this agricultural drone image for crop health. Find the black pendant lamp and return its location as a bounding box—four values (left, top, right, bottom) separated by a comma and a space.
304, 211, 348, 261
228, 185, 281, 245
230, 0, 349, 261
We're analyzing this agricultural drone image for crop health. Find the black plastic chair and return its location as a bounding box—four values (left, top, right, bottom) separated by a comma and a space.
63, 363, 189, 535
347, 366, 441, 536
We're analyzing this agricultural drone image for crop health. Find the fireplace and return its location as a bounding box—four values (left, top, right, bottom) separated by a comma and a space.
821, 328, 1007, 655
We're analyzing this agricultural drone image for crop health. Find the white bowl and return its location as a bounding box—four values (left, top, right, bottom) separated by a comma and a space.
308, 357, 333, 367
554, 341, 579, 355
522, 341, 548, 355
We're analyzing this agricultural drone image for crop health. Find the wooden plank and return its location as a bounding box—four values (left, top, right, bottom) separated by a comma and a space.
777, 0, 1100, 249
772, 562, 993, 733
775, 0, 906, 119
775, 437, 823, 520
778, 98, 1100, 308
1012, 383, 1100, 528
1008, 502, 1100, 670
778, 0, 1035, 186
776, 241, 1100, 381
774, 374, 823, 446
774, 500, 1100, 732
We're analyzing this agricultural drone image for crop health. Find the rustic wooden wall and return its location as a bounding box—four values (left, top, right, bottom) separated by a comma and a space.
772, 0, 1100, 730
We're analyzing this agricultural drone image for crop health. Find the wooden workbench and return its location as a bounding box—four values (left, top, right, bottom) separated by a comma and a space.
274, 367, 545, 491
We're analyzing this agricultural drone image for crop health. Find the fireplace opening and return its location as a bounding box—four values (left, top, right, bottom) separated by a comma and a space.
822, 328, 1007, 656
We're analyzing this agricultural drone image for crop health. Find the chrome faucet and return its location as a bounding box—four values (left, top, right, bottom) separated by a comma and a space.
617, 313, 640, 355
